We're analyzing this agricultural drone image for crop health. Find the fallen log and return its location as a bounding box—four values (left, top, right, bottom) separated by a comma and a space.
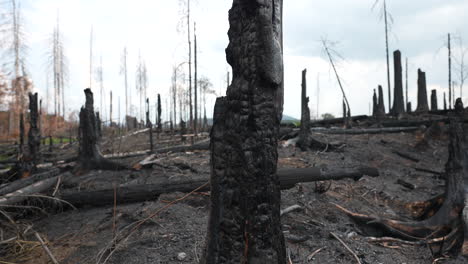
308, 115, 369, 127
0, 173, 72, 206
0, 168, 60, 196
61, 166, 379, 208
310, 126, 420, 135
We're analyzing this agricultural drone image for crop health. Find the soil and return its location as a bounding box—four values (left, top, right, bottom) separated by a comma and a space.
2, 126, 468, 264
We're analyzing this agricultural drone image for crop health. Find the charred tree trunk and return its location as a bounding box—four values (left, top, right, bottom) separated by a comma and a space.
392, 50, 405, 116
444, 92, 448, 110
180, 119, 186, 143
28, 93, 41, 166
201, 1, 286, 263
157, 94, 162, 133
19, 113, 24, 156
431, 89, 438, 111
372, 89, 378, 118
146, 98, 153, 152
406, 102, 412, 113
377, 85, 386, 119
78, 89, 126, 171
297, 69, 311, 151
96, 111, 102, 139
416, 69, 429, 112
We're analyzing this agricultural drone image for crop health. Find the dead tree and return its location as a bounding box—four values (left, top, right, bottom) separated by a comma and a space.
157, 93, 162, 132
28, 93, 40, 166
180, 119, 186, 143
406, 102, 412, 113
449, 33, 452, 109
392, 50, 405, 116
444, 92, 448, 110
78, 88, 126, 171
194, 22, 198, 135
297, 69, 311, 151
19, 113, 24, 155
146, 98, 153, 152
431, 89, 438, 111
377, 85, 386, 119
336, 108, 467, 257
416, 69, 429, 112
372, 89, 378, 117
201, 1, 286, 263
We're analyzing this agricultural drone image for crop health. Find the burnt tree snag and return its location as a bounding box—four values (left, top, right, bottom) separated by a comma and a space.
78, 89, 126, 171
431, 89, 438, 111
19, 113, 24, 155
406, 102, 412, 113
416, 69, 429, 112
146, 98, 153, 152
28, 93, 41, 166
444, 92, 448, 110
392, 50, 405, 116
96, 111, 102, 139
335, 118, 467, 257
157, 94, 162, 133
201, 1, 286, 263
377, 85, 386, 119
297, 69, 311, 151
372, 89, 378, 117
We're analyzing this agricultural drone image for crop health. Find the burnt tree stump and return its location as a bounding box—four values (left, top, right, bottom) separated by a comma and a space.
372, 89, 378, 118
392, 50, 405, 116
431, 89, 438, 111
416, 69, 429, 112
297, 69, 311, 151
201, 1, 286, 263
377, 85, 386, 119
406, 102, 412, 113
444, 92, 448, 110
78, 89, 126, 171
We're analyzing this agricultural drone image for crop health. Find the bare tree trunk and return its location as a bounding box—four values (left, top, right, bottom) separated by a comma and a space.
110, 91, 113, 125
157, 94, 162, 133
383, 0, 391, 113
392, 50, 405, 116
372, 89, 378, 117
431, 89, 438, 111
297, 69, 311, 151
146, 98, 153, 152
187, 0, 193, 130
405, 57, 409, 111
194, 22, 198, 135
201, 1, 286, 263
78, 89, 125, 171
449, 33, 452, 109
416, 69, 429, 112
377, 85, 386, 120
444, 92, 448, 110
28, 93, 40, 166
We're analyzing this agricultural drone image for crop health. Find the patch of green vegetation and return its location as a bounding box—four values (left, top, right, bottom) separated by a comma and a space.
0, 154, 10, 161
43, 137, 75, 145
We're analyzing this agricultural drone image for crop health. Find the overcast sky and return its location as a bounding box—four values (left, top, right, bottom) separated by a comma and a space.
13, 0, 468, 121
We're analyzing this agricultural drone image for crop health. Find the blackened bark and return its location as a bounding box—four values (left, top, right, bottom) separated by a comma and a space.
96, 111, 102, 139
444, 92, 447, 110
19, 113, 24, 155
78, 89, 126, 171
431, 89, 438, 111
180, 119, 186, 143
416, 69, 429, 112
201, 1, 286, 263
297, 69, 311, 151
372, 89, 378, 117
406, 102, 412, 113
28, 93, 41, 166
377, 85, 386, 119
157, 94, 162, 132
146, 98, 153, 152
392, 50, 405, 116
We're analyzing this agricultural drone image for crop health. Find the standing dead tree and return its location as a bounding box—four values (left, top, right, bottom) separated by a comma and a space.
449, 33, 452, 109
416, 69, 429, 112
297, 69, 311, 151
194, 21, 198, 135
201, 0, 286, 263
377, 85, 386, 119
392, 50, 405, 116
431, 89, 438, 111
78, 88, 126, 171
28, 92, 40, 166
146, 98, 153, 151
157, 93, 162, 133
373, 0, 393, 112
120, 47, 129, 122
453, 35, 468, 99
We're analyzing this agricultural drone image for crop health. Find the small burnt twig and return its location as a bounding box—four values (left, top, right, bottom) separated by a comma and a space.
330, 232, 361, 264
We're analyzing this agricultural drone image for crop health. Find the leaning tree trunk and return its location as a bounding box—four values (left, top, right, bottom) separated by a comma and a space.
392, 50, 405, 116
416, 69, 429, 112
78, 89, 126, 171
201, 1, 286, 263
297, 69, 311, 151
